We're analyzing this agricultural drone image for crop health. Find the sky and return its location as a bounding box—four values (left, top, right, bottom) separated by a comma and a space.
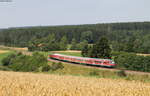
0, 0, 150, 28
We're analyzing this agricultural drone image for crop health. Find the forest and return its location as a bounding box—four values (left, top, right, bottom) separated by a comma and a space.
1, 22, 150, 72
0, 22, 150, 53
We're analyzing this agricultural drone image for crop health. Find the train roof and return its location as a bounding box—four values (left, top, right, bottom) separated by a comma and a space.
52, 53, 113, 61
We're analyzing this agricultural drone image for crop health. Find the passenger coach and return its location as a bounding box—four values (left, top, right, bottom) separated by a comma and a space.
49, 54, 116, 67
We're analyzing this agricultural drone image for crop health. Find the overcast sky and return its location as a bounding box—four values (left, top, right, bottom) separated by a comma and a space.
0, 0, 150, 28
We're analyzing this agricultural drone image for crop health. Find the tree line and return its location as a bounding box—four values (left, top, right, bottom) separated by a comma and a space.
0, 22, 150, 53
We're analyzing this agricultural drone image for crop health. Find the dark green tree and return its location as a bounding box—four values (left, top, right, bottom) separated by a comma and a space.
89, 44, 97, 58
124, 37, 135, 52
81, 44, 89, 57
70, 38, 78, 50
92, 37, 111, 59
81, 31, 93, 43
59, 36, 68, 50
77, 40, 88, 50
87, 46, 93, 57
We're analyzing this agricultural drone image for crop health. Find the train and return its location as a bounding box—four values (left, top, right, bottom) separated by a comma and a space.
49, 53, 116, 68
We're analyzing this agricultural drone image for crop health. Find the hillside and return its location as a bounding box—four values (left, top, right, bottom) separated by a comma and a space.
0, 71, 150, 96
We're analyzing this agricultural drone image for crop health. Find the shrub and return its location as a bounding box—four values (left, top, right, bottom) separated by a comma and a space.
89, 70, 99, 76
51, 62, 64, 71
117, 70, 127, 77
42, 65, 51, 72
115, 53, 150, 72
2, 53, 16, 66
2, 52, 48, 72
111, 51, 135, 56
0, 66, 12, 71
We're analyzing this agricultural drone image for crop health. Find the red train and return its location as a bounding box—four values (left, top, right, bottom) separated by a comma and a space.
49, 54, 116, 68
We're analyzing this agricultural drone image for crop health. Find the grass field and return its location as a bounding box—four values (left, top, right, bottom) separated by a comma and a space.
0, 50, 14, 65
51, 50, 81, 56
0, 71, 150, 96
39, 50, 81, 58
47, 61, 150, 82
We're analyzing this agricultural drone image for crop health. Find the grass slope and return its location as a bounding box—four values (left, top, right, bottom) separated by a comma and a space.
0, 50, 14, 65
48, 61, 150, 82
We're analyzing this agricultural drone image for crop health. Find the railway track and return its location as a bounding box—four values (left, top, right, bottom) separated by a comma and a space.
48, 58, 150, 76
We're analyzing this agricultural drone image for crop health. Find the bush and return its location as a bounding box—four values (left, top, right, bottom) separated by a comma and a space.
0, 66, 12, 71
2, 53, 17, 66
42, 65, 51, 72
117, 70, 127, 77
111, 51, 134, 56
51, 62, 64, 71
89, 70, 99, 76
114, 53, 150, 72
2, 52, 48, 72
114, 53, 136, 69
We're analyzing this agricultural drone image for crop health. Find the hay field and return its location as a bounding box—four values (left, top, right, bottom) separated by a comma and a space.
0, 71, 150, 96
